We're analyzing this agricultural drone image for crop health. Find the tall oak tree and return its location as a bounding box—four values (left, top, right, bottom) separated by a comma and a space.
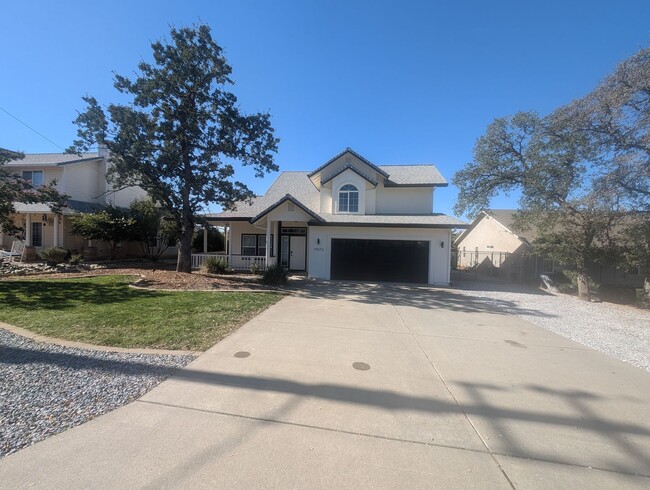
68, 24, 278, 272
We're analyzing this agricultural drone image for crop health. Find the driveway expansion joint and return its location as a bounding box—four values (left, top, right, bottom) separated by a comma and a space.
136, 393, 650, 480
391, 304, 517, 490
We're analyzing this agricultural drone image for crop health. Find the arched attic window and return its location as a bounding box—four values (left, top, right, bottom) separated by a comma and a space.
338, 184, 359, 213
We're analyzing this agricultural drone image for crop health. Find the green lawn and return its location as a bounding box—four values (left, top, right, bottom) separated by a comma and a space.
0, 275, 282, 350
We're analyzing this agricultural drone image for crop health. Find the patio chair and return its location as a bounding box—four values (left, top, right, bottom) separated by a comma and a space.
1, 240, 25, 263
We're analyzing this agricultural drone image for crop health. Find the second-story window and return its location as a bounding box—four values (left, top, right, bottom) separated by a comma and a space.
338, 184, 359, 213
22, 170, 44, 187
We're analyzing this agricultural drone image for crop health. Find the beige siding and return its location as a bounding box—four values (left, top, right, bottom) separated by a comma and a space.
7, 167, 65, 192
230, 221, 269, 255
457, 216, 526, 254
375, 184, 433, 214
106, 186, 149, 208
61, 161, 104, 203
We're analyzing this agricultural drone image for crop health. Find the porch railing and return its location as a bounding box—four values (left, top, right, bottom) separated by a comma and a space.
191, 253, 273, 271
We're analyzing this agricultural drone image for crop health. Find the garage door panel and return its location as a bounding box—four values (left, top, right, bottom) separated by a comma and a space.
331, 239, 429, 283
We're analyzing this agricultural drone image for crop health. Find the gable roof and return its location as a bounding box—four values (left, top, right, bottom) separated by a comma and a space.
454, 209, 539, 246
482, 209, 537, 243
307, 147, 390, 179
206, 151, 464, 228
3, 152, 102, 166
251, 194, 324, 223
320, 164, 379, 187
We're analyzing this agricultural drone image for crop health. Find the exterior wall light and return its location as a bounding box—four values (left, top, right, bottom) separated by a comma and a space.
440, 241, 445, 248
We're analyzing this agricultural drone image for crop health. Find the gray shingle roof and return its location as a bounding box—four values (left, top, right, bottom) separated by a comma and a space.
205, 157, 460, 228
380, 165, 447, 186
4, 153, 101, 166
205, 172, 320, 219
13, 200, 106, 215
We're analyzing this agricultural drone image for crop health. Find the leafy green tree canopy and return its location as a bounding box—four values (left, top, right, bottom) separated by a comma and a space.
557, 48, 650, 210
67, 24, 279, 272
129, 198, 178, 261
452, 111, 619, 300
70, 206, 136, 260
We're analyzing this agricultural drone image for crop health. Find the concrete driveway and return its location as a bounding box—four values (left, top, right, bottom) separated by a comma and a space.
1, 282, 650, 489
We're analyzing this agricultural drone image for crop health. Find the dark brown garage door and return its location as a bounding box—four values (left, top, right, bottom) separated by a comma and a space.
330, 238, 429, 283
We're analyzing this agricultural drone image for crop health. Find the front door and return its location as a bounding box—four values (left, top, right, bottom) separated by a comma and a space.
289, 236, 306, 271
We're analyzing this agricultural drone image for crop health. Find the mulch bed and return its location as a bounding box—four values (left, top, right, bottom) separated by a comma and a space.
0, 261, 269, 291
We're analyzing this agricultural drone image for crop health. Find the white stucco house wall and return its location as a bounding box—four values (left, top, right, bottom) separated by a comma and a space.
0, 149, 159, 259
205, 148, 467, 285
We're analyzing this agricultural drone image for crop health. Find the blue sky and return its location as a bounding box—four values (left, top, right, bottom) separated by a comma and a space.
1, 1, 649, 218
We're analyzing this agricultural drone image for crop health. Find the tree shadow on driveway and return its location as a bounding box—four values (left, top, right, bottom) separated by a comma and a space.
3, 345, 648, 476
284, 279, 556, 318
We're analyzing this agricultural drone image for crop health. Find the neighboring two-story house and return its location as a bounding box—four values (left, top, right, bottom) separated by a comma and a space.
205, 148, 467, 284
1, 149, 148, 259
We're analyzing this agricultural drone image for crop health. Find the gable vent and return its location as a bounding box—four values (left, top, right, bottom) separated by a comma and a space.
287, 202, 295, 211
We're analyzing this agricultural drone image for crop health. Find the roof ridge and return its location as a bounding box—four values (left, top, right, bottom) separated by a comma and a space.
379, 163, 437, 167
20, 152, 99, 156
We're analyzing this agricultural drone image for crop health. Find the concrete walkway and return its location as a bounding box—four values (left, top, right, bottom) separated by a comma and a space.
1, 282, 649, 489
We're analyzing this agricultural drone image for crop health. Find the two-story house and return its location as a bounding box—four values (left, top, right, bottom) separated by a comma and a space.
1, 149, 148, 259
205, 148, 467, 284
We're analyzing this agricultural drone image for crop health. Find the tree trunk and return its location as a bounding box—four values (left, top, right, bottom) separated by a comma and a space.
576, 271, 591, 301
644, 276, 650, 306
176, 227, 192, 273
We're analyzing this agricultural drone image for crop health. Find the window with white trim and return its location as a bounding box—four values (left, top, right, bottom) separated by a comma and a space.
241, 234, 274, 256
22, 170, 44, 187
338, 184, 359, 213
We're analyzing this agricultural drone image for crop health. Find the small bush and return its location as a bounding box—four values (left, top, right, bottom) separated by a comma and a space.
67, 254, 84, 265
203, 256, 228, 274
250, 263, 264, 275
38, 247, 69, 265
260, 264, 288, 286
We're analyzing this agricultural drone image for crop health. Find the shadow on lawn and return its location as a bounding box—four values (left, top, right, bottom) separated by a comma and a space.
0, 279, 161, 310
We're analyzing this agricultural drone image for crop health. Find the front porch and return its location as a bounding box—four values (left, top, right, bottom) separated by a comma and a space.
190, 252, 276, 271
193, 216, 309, 272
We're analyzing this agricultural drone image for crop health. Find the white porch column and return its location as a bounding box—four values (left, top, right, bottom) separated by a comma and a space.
53, 215, 60, 247
203, 226, 209, 253
227, 223, 232, 266
265, 219, 271, 267
60, 215, 65, 248
25, 214, 32, 246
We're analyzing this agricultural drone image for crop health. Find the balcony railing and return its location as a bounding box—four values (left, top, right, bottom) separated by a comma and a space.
191, 253, 274, 271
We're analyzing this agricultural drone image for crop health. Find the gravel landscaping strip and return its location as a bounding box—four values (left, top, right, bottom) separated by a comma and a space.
453, 281, 650, 372
0, 329, 194, 458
